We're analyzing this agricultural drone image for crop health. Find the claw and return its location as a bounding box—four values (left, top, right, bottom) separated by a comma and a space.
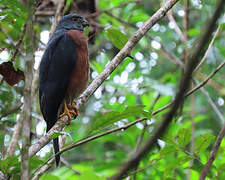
60, 101, 79, 124
68, 102, 79, 115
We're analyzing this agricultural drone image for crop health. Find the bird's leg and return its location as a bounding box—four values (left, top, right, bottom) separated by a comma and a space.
67, 102, 79, 116
59, 101, 77, 124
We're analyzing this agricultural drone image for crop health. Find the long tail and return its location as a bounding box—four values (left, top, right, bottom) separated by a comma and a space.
47, 124, 60, 167
53, 137, 60, 166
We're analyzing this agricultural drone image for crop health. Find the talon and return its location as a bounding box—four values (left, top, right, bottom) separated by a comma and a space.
60, 101, 78, 124
68, 102, 79, 116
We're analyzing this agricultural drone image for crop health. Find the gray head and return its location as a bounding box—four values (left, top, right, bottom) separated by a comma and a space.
55, 14, 89, 32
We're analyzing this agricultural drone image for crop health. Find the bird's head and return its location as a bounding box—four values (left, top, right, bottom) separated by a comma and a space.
55, 14, 89, 32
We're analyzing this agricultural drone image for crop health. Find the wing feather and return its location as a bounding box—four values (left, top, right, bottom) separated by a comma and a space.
39, 33, 77, 129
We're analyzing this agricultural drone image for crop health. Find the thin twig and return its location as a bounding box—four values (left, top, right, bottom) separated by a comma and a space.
60, 157, 81, 175
35, 11, 55, 16
167, 10, 186, 42
196, 72, 225, 96
49, 0, 66, 37
10, 23, 27, 62
194, 15, 224, 72
5, 111, 24, 157
60, 118, 148, 157
198, 83, 225, 124
0, 103, 22, 120
187, 84, 195, 180
151, 59, 225, 116
132, 93, 161, 179
187, 60, 225, 97
31, 158, 54, 180
105, 8, 184, 67
183, 0, 189, 63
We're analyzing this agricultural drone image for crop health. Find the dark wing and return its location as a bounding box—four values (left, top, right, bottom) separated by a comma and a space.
39, 33, 77, 130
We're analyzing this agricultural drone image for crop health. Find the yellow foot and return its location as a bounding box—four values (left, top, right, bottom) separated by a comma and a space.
68, 102, 79, 116
60, 101, 79, 124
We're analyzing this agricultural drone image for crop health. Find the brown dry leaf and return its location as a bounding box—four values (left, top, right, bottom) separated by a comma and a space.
0, 61, 25, 86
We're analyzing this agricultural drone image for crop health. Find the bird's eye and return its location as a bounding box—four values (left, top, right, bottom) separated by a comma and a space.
71, 17, 78, 22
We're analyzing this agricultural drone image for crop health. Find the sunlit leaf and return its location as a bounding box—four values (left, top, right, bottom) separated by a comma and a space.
188, 28, 200, 36
89, 105, 151, 132
50, 132, 64, 139
40, 175, 60, 180
178, 128, 192, 148
194, 133, 215, 154
106, 28, 128, 49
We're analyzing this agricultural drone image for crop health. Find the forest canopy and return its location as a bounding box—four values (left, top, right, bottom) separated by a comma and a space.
0, 0, 225, 179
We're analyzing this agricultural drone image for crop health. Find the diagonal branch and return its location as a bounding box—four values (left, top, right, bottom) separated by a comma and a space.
199, 113, 225, 179
167, 10, 186, 42
49, 0, 66, 37
109, 0, 225, 179
28, 0, 180, 158
194, 15, 224, 72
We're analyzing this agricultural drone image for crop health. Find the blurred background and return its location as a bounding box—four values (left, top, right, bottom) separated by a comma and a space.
0, 0, 225, 179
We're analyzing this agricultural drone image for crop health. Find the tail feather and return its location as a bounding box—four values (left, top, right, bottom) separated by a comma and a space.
47, 123, 60, 167
53, 137, 60, 166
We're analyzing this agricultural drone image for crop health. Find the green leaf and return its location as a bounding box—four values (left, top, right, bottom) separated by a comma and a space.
50, 132, 64, 139
29, 157, 44, 170
0, 156, 19, 174
126, 94, 136, 106
129, 10, 149, 23
79, 170, 103, 180
164, 154, 192, 177
89, 105, 150, 132
194, 133, 215, 154
106, 28, 128, 49
84, 26, 89, 38
159, 144, 179, 156
178, 128, 192, 148
64, 0, 72, 12
90, 61, 103, 73
221, 22, 225, 31
191, 160, 204, 172
40, 174, 60, 180
188, 28, 200, 36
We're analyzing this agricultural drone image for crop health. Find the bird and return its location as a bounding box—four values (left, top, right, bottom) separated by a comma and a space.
39, 14, 89, 166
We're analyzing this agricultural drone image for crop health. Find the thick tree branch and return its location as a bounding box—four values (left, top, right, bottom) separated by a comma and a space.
29, 0, 180, 158
109, 0, 225, 179
21, 1, 35, 179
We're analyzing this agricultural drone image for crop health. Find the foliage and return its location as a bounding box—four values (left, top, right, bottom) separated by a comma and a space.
0, 0, 225, 179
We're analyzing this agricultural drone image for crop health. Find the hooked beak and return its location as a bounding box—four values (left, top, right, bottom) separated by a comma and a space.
82, 19, 89, 27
